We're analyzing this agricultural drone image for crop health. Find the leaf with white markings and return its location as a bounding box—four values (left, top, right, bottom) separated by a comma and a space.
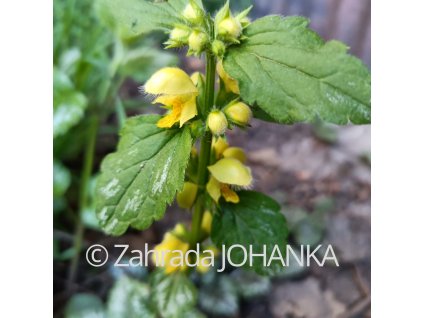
95, 115, 192, 235
150, 270, 197, 318
224, 16, 371, 125
107, 276, 155, 318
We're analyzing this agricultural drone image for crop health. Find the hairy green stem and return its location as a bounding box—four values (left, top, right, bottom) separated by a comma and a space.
191, 53, 216, 245
67, 116, 99, 288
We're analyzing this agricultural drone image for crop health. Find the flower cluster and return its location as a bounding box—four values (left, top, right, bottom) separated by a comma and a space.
165, 0, 251, 57
152, 213, 216, 274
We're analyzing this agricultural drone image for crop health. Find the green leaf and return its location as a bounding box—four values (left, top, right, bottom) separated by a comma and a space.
95, 0, 188, 40
211, 191, 289, 275
53, 159, 71, 197
198, 274, 239, 316
53, 68, 88, 138
65, 293, 105, 318
224, 16, 371, 125
95, 115, 192, 235
107, 276, 155, 318
150, 270, 197, 318
230, 269, 271, 298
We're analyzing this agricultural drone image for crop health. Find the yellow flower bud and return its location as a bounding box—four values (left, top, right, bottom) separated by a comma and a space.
207, 110, 228, 135
223, 147, 246, 163
176, 182, 198, 209
170, 26, 190, 42
188, 30, 208, 55
212, 39, 226, 58
218, 16, 242, 40
208, 158, 252, 187
201, 210, 213, 234
183, 3, 203, 24
224, 102, 252, 126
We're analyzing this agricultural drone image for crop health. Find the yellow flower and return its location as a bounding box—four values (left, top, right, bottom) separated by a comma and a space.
176, 182, 198, 209
217, 60, 240, 95
222, 147, 246, 163
208, 158, 252, 186
153, 224, 189, 274
144, 67, 199, 128
207, 158, 252, 203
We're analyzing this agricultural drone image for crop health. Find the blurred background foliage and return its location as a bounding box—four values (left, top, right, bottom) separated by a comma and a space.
54, 0, 370, 317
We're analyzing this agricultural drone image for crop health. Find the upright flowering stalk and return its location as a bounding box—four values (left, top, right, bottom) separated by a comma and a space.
96, 0, 371, 290
137, 1, 255, 274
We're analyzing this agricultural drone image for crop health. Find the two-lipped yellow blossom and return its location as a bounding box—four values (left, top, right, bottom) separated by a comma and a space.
207, 142, 252, 203
144, 67, 199, 128
153, 223, 189, 274
217, 60, 240, 95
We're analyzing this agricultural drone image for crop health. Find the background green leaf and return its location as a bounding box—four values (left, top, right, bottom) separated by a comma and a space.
211, 191, 289, 275
95, 115, 192, 235
224, 16, 371, 125
65, 293, 105, 318
95, 0, 188, 41
53, 68, 88, 138
150, 270, 197, 318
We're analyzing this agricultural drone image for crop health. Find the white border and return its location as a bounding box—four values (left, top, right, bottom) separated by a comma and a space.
0, 0, 52, 316
372, 0, 423, 316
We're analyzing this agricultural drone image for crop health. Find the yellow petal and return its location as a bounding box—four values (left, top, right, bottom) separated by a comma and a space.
223, 147, 246, 163
220, 184, 240, 203
201, 210, 213, 234
206, 176, 221, 203
156, 101, 183, 128
208, 158, 252, 186
190, 72, 201, 86
176, 182, 198, 209
212, 137, 229, 157
217, 60, 240, 95
180, 95, 198, 127
145, 67, 198, 96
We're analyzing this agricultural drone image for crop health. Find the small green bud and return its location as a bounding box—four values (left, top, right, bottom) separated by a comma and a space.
224, 102, 252, 126
207, 110, 228, 135
218, 16, 242, 40
212, 40, 226, 58
188, 30, 208, 55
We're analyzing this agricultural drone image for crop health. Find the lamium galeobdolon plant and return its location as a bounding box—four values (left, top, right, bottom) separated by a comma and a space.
95, 0, 370, 315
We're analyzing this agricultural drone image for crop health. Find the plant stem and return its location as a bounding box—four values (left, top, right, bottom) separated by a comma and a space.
191, 53, 216, 245
67, 115, 99, 288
